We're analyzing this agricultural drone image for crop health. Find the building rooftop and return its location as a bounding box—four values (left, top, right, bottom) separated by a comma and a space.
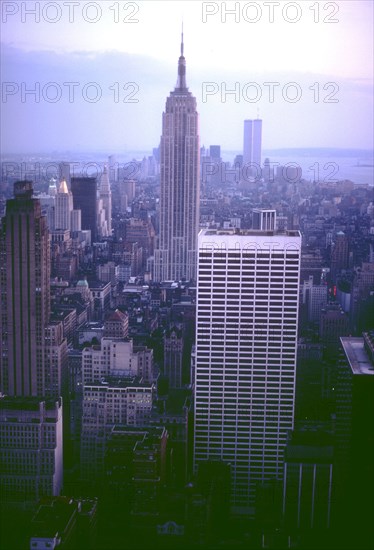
0, 396, 62, 411
340, 336, 374, 376
85, 376, 153, 389
31, 499, 77, 538
201, 228, 301, 238
105, 309, 128, 322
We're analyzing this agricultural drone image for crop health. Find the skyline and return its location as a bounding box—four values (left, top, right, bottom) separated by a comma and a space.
1, 0, 373, 154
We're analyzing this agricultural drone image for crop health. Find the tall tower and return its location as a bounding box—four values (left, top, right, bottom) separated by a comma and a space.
0, 181, 50, 397
154, 32, 200, 282
0, 182, 64, 504
243, 118, 262, 172
99, 165, 112, 236
330, 231, 349, 282
55, 178, 73, 231
194, 222, 301, 515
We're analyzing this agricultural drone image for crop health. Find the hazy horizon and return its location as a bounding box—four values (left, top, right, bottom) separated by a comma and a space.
2, 147, 373, 186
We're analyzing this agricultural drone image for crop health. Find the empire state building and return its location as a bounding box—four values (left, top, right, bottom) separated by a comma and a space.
154, 34, 200, 282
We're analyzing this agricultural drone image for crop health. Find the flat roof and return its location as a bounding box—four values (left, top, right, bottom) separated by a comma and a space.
340, 337, 374, 376
200, 228, 301, 238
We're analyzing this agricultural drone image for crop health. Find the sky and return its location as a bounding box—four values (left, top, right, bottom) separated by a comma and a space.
0, 0, 373, 154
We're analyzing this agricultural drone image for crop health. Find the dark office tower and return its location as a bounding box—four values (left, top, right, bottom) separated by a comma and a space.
164, 326, 183, 388
334, 333, 374, 549
209, 145, 221, 185
282, 430, 334, 535
154, 32, 200, 282
243, 118, 262, 172
108, 155, 118, 183
320, 303, 350, 350
351, 262, 374, 333
71, 177, 98, 242
209, 145, 221, 162
0, 181, 50, 397
0, 183, 64, 506
330, 231, 349, 282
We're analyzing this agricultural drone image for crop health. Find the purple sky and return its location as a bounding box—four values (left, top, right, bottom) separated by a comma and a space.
1, 0, 373, 153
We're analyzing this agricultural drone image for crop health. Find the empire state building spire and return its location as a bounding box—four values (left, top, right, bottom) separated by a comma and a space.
175, 26, 187, 92
154, 33, 200, 283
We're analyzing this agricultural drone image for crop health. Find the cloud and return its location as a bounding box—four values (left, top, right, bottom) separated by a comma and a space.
1, 44, 373, 154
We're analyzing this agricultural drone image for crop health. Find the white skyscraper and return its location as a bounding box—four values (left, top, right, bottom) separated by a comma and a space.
193, 222, 301, 515
243, 119, 262, 173
55, 179, 73, 231
154, 33, 200, 282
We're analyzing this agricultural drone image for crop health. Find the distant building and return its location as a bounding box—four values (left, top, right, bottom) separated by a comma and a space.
97, 261, 119, 285
0, 397, 63, 503
243, 119, 262, 175
59, 162, 71, 188
89, 280, 112, 320
55, 179, 73, 231
302, 275, 328, 323
320, 303, 350, 348
99, 165, 112, 236
80, 377, 155, 479
71, 177, 98, 242
330, 231, 349, 281
126, 217, 155, 260
119, 179, 136, 205
104, 309, 129, 339
82, 337, 153, 385
164, 326, 183, 388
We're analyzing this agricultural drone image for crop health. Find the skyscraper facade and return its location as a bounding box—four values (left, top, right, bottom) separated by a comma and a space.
99, 165, 112, 236
0, 181, 50, 397
154, 34, 200, 282
55, 179, 73, 231
0, 182, 64, 502
193, 223, 301, 515
71, 176, 98, 242
243, 119, 262, 173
